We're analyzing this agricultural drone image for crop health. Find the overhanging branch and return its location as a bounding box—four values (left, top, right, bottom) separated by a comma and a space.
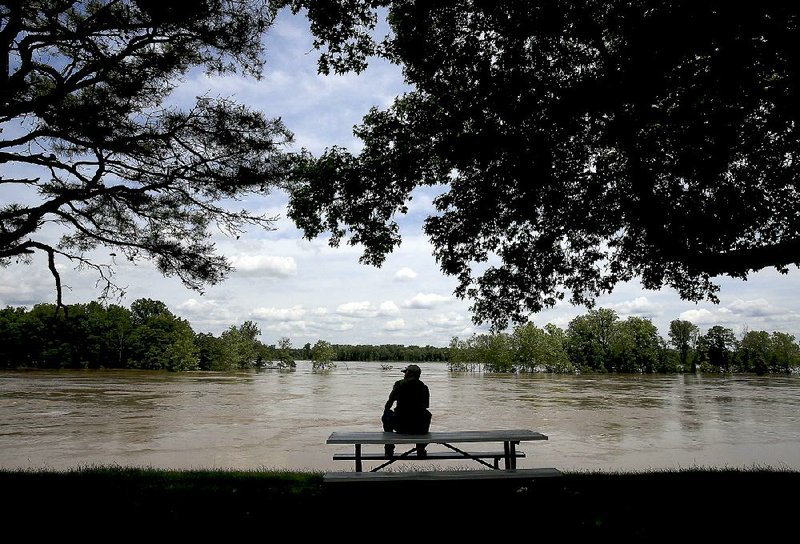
26, 241, 66, 317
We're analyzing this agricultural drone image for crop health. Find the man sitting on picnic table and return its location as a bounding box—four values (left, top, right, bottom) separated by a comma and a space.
382, 364, 432, 457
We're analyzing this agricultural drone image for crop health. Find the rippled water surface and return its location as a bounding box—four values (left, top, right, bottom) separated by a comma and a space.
2, 363, 799, 471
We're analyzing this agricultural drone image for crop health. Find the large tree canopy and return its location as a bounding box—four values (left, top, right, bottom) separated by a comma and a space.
286, 0, 800, 329
1, 0, 290, 309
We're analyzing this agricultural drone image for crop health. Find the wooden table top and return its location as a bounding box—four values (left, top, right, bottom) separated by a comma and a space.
326, 429, 548, 444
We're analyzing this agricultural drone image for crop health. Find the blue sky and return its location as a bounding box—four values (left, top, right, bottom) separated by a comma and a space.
2, 9, 800, 347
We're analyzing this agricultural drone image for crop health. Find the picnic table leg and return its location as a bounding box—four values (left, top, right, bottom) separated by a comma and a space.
502, 441, 519, 469
509, 441, 518, 469
355, 444, 362, 472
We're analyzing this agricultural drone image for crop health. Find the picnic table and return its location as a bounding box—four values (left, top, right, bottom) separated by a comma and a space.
326, 429, 548, 473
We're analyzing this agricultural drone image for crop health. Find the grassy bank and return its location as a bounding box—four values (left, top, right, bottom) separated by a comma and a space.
2, 466, 796, 538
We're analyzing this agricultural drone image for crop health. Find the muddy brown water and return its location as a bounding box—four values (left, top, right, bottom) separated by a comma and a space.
2, 363, 798, 472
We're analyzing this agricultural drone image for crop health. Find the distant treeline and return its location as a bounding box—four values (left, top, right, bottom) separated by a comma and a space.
0, 300, 446, 371
2, 301, 799, 374
450, 308, 800, 375
323, 344, 448, 362
0, 300, 281, 371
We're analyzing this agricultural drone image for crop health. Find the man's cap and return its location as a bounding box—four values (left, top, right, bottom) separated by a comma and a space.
402, 364, 421, 376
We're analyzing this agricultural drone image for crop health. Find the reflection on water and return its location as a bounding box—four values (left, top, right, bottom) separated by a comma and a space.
1, 363, 799, 472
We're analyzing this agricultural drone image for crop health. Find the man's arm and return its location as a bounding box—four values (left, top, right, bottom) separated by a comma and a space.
384, 383, 397, 411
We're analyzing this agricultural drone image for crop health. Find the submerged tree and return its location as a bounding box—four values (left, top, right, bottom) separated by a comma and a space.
127, 298, 197, 371
565, 308, 618, 372
218, 320, 264, 369
310, 339, 336, 370
697, 325, 738, 372
738, 329, 771, 375
276, 336, 295, 368
447, 336, 476, 372
669, 319, 700, 373
1, 1, 291, 310
286, 1, 800, 329
512, 322, 572, 373
610, 316, 661, 373
769, 332, 800, 374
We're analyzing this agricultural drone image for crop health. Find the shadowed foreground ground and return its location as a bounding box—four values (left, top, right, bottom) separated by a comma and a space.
1, 467, 795, 539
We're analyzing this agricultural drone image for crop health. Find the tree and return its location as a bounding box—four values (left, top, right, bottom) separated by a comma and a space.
447, 336, 476, 371
218, 320, 264, 369
158, 316, 198, 371
130, 298, 170, 325
668, 319, 700, 373
276, 336, 295, 368
0, 306, 30, 367
287, 1, 800, 328
738, 329, 771, 375
127, 298, 197, 370
195, 332, 227, 371
24, 303, 75, 367
610, 316, 662, 373
565, 308, 618, 372
769, 332, 800, 374
1, 1, 291, 310
471, 332, 514, 372
512, 322, 573, 373
697, 325, 737, 372
310, 339, 336, 370
81, 301, 132, 368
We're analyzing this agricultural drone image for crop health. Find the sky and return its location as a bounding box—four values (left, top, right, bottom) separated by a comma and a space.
2, 9, 800, 348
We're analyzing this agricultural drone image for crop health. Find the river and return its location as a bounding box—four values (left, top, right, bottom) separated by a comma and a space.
2, 362, 799, 472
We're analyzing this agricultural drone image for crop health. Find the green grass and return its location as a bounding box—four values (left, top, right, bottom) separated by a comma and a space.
2, 465, 796, 538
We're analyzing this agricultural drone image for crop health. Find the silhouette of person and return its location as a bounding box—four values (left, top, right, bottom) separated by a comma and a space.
381, 364, 431, 457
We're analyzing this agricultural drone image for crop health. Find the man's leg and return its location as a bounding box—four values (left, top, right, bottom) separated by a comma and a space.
381, 409, 395, 457
416, 410, 431, 457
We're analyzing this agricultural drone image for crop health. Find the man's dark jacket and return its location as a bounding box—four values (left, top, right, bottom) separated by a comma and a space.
384, 377, 431, 434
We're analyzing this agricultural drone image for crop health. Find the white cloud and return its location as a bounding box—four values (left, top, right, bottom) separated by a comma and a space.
403, 292, 451, 309
679, 307, 735, 325
229, 255, 297, 277
310, 307, 329, 316
405, 186, 443, 217
261, 320, 308, 333
176, 298, 234, 321
178, 298, 216, 312
384, 318, 406, 331
310, 315, 355, 332
0, 269, 53, 306
545, 315, 576, 330
336, 301, 376, 318
427, 312, 467, 329
610, 296, 662, 318
174, 305, 236, 332
378, 301, 400, 316
251, 305, 306, 321
678, 298, 796, 329
727, 298, 775, 317
394, 267, 418, 281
